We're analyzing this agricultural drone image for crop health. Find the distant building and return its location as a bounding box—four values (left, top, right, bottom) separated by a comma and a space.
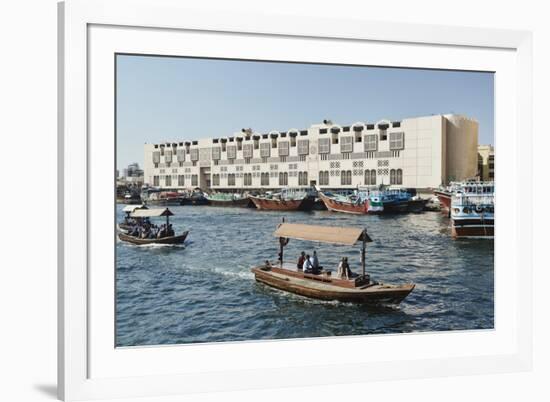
126, 162, 143, 178
119, 163, 144, 186
477, 144, 495, 181
143, 114, 479, 191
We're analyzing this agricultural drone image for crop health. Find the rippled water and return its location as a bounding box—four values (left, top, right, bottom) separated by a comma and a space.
115, 205, 494, 346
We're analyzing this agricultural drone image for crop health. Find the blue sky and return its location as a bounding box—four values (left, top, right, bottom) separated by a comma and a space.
116, 55, 494, 170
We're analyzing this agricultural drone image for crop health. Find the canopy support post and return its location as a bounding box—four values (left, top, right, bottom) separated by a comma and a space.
361, 230, 366, 278
279, 237, 284, 268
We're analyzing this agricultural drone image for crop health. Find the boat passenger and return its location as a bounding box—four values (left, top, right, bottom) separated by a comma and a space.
297, 251, 306, 270
337, 257, 352, 279
311, 251, 320, 271
303, 255, 314, 273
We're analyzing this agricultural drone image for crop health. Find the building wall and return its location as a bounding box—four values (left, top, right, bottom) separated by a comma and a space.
445, 114, 479, 183
143, 114, 478, 191
477, 144, 495, 181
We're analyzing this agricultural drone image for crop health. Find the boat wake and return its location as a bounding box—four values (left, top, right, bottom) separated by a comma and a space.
119, 241, 188, 249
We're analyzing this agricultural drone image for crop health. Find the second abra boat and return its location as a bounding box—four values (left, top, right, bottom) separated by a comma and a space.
118, 207, 189, 245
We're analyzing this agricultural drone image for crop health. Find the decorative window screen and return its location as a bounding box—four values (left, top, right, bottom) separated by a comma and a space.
243, 143, 254, 158
278, 141, 289, 156
212, 174, 220, 186
389, 132, 405, 150
227, 145, 237, 159
190, 149, 199, 161
297, 140, 309, 155
164, 150, 173, 163
178, 175, 185, 186
364, 134, 378, 151
176, 149, 185, 162
340, 136, 354, 153
211, 147, 221, 161
191, 175, 198, 186
318, 138, 331, 154
260, 142, 271, 158
152, 151, 160, 163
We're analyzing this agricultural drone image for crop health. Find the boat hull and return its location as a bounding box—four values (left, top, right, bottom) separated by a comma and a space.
118, 231, 189, 245
318, 192, 369, 214
249, 195, 315, 211
434, 190, 452, 213
207, 198, 255, 208
451, 219, 494, 239
251, 266, 414, 304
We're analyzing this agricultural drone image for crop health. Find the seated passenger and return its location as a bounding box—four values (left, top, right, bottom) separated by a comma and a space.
303, 254, 313, 273
311, 250, 320, 272
337, 257, 352, 279
297, 251, 306, 270
167, 224, 175, 237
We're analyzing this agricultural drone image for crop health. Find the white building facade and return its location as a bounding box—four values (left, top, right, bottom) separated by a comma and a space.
143, 114, 478, 191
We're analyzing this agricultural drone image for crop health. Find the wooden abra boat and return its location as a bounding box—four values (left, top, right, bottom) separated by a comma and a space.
118, 231, 188, 245
118, 204, 148, 232
117, 207, 189, 245
251, 223, 415, 304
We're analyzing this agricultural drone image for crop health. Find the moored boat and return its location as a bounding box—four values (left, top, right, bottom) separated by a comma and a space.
319, 187, 425, 215
249, 188, 316, 211
251, 222, 415, 304
205, 192, 255, 208
450, 182, 494, 239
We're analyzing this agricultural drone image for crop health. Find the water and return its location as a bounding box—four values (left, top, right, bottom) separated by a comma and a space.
115, 205, 494, 346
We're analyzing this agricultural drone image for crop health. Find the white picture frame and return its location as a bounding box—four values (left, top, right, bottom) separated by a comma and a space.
58, 0, 533, 400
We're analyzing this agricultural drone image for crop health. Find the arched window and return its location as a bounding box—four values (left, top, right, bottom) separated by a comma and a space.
390, 169, 396, 185
396, 169, 403, 185
370, 169, 376, 185
284, 172, 288, 186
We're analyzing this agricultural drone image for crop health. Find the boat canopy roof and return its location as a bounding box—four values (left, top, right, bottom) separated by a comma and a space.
131, 208, 174, 218
274, 223, 372, 246
122, 204, 147, 213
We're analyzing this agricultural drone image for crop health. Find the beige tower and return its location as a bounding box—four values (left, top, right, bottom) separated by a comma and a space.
444, 115, 479, 184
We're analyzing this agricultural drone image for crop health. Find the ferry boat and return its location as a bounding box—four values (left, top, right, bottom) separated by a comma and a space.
318, 187, 425, 215
450, 182, 494, 239
248, 188, 317, 211
118, 208, 189, 245
118, 204, 148, 232
434, 181, 481, 215
205, 192, 254, 208
251, 222, 415, 304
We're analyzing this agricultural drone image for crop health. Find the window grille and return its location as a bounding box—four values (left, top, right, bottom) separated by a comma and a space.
389, 132, 404, 150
